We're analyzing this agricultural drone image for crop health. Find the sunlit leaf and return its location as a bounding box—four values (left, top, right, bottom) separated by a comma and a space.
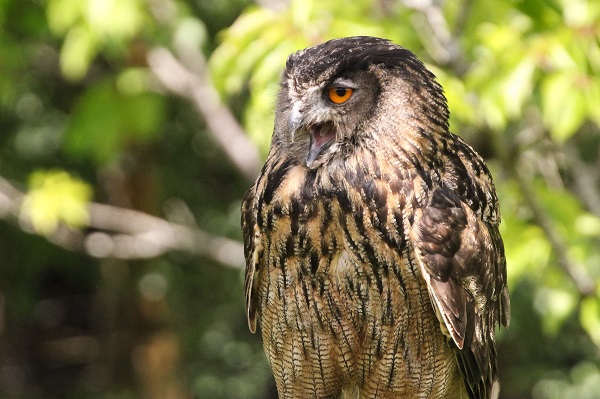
587, 37, 600, 76
534, 287, 578, 336
225, 29, 284, 94
541, 72, 587, 141
432, 68, 477, 127
536, 182, 585, 227
559, 0, 599, 27
290, 0, 313, 27
575, 214, 600, 237
47, 0, 83, 34
583, 77, 600, 125
244, 42, 296, 155
479, 88, 508, 131
60, 25, 98, 81
48, 0, 146, 80
21, 170, 92, 235
501, 56, 536, 118
85, 0, 143, 40
209, 7, 276, 94
580, 296, 600, 349
504, 223, 552, 283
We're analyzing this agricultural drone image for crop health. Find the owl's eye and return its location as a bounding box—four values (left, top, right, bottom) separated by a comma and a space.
327, 87, 353, 104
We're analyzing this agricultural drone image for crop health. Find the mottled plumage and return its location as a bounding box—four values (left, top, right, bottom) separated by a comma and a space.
241, 36, 510, 399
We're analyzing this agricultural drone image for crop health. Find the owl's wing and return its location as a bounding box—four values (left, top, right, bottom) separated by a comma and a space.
241, 187, 262, 333
410, 186, 509, 398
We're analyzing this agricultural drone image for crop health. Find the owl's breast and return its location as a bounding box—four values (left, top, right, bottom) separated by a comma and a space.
256, 159, 364, 315
254, 153, 461, 394
255, 154, 414, 322
260, 162, 348, 277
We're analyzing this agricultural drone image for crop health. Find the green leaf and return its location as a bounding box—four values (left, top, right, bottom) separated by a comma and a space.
536, 182, 585, 228
209, 7, 276, 94
575, 214, 600, 237
580, 296, 600, 349
120, 93, 166, 138
534, 287, 578, 336
85, 0, 144, 40
501, 56, 536, 118
541, 72, 587, 141
21, 170, 93, 235
64, 80, 166, 163
559, 0, 598, 27
583, 77, 600, 125
432, 68, 477, 127
48, 0, 146, 80
47, 0, 83, 35
244, 42, 296, 155
479, 87, 509, 131
60, 25, 98, 81
504, 224, 552, 283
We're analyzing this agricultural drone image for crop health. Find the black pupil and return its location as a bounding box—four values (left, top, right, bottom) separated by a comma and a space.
335, 87, 347, 97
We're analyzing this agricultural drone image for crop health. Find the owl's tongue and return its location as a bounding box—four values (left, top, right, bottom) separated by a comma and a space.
307, 123, 336, 166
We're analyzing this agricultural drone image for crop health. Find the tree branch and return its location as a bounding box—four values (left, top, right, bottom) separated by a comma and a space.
565, 145, 600, 216
405, 0, 469, 76
0, 176, 245, 269
147, 47, 262, 182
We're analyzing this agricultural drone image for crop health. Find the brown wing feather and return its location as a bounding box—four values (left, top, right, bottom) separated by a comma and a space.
241, 187, 261, 333
410, 186, 509, 399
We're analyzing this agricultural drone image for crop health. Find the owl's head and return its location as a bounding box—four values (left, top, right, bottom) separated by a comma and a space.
273, 36, 449, 169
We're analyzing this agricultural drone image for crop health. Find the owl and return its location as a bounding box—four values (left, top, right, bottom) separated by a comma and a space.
241, 36, 510, 399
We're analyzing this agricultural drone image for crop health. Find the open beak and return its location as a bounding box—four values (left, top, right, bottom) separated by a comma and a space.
288, 104, 336, 167
306, 123, 336, 166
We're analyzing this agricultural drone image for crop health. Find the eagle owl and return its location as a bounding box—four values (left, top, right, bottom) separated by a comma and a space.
241, 36, 510, 399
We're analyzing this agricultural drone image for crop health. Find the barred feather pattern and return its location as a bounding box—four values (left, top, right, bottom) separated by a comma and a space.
242, 36, 509, 399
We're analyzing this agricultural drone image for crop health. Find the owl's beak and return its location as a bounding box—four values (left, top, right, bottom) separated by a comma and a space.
288, 103, 303, 135
306, 123, 336, 167
288, 102, 336, 167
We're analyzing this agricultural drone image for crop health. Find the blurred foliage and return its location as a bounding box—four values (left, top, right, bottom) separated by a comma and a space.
46, 0, 147, 80
0, 0, 598, 398
64, 78, 166, 163
21, 170, 92, 234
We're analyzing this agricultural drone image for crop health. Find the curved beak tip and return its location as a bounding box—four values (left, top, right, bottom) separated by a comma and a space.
288, 104, 303, 135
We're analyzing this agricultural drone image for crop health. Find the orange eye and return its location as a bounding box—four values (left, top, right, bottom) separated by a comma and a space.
328, 87, 353, 104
